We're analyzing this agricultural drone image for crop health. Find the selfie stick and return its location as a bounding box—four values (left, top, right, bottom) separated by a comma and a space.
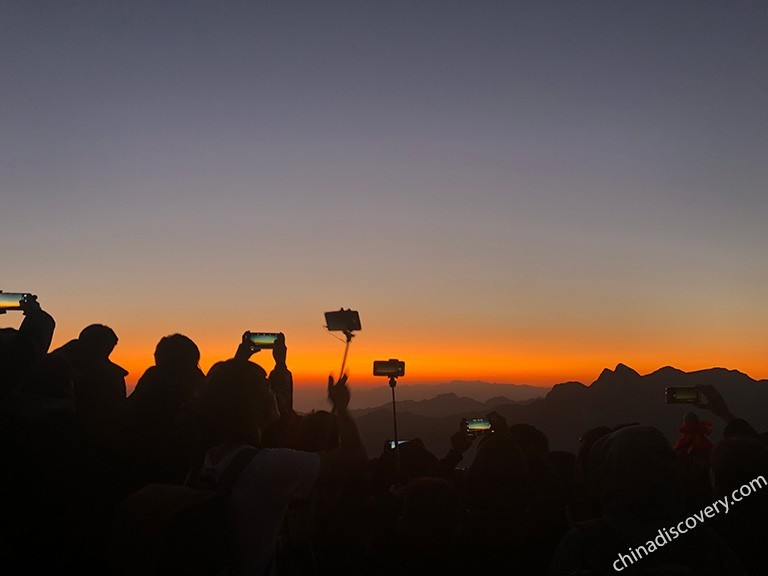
338, 330, 355, 378
389, 375, 401, 475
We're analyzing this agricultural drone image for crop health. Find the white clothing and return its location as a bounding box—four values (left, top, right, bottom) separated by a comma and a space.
200, 445, 321, 576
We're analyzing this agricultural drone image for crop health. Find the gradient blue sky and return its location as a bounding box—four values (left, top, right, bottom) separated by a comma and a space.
2, 1, 767, 388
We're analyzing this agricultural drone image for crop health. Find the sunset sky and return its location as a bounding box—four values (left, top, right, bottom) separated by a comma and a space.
2, 2, 767, 393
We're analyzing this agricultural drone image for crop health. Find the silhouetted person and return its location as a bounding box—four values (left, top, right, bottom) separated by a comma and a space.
190, 360, 366, 575
0, 294, 55, 400
710, 437, 768, 575
429, 417, 476, 481
463, 413, 538, 571
1, 299, 116, 572
674, 412, 715, 509
370, 477, 467, 576
129, 333, 205, 425
673, 412, 714, 457
1, 295, 63, 447
507, 423, 570, 566
52, 323, 127, 431
1, 298, 66, 570
569, 424, 637, 526
467, 413, 531, 515
296, 410, 340, 452
399, 477, 464, 552
549, 425, 745, 575
233, 332, 296, 447
124, 334, 206, 483
372, 438, 441, 493
509, 422, 550, 456
694, 384, 763, 441
289, 409, 369, 575
367, 437, 445, 569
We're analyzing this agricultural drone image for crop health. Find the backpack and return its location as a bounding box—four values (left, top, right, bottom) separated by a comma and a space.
110, 447, 258, 576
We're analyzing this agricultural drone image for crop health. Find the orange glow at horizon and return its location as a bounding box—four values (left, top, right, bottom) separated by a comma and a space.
100, 329, 768, 395
37, 291, 767, 397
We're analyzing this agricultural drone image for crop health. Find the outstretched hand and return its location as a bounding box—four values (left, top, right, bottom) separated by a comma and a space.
451, 419, 474, 454
19, 294, 40, 315
695, 385, 736, 422
235, 333, 259, 361
272, 332, 287, 366
487, 411, 510, 435
328, 374, 350, 413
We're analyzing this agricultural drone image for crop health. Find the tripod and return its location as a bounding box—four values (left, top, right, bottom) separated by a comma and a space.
389, 375, 401, 476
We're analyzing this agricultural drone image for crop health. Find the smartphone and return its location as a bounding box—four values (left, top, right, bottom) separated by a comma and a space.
0, 293, 32, 311
466, 417, 492, 437
324, 309, 361, 332
244, 332, 280, 349
373, 359, 405, 378
387, 440, 410, 450
665, 387, 702, 404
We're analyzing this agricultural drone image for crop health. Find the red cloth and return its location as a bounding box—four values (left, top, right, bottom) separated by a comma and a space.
673, 420, 714, 457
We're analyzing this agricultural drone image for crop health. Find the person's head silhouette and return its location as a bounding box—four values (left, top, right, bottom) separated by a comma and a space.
78, 324, 118, 360
198, 359, 278, 445
154, 334, 199, 370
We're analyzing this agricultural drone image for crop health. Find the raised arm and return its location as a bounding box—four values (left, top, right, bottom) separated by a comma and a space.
319, 374, 367, 480
696, 384, 759, 438
234, 333, 293, 414
267, 333, 293, 415
695, 385, 737, 423
436, 418, 475, 477
19, 295, 55, 357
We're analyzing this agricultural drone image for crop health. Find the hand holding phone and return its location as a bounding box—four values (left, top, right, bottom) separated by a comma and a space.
665, 387, 702, 404
0, 292, 34, 314
466, 417, 492, 438
271, 333, 287, 366
694, 385, 736, 422
235, 331, 278, 361
451, 419, 474, 453
244, 332, 280, 349
387, 440, 410, 450
328, 373, 350, 413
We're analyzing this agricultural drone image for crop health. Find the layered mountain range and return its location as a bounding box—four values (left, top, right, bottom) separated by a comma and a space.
349, 364, 768, 459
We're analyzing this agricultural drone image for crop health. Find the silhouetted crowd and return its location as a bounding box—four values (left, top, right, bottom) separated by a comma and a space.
2, 298, 767, 575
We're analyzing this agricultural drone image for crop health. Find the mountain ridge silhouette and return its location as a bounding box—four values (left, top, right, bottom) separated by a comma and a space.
293, 379, 546, 413
351, 364, 768, 459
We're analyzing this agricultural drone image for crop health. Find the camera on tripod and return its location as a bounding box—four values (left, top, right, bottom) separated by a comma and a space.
373, 359, 405, 378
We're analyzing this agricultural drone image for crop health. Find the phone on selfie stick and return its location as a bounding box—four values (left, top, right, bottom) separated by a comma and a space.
324, 309, 361, 377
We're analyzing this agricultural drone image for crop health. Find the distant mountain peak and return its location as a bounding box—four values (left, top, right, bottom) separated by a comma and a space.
692, 367, 747, 377
592, 363, 640, 387
430, 393, 459, 400
614, 363, 639, 376
650, 366, 686, 377
597, 367, 614, 379
546, 381, 587, 401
